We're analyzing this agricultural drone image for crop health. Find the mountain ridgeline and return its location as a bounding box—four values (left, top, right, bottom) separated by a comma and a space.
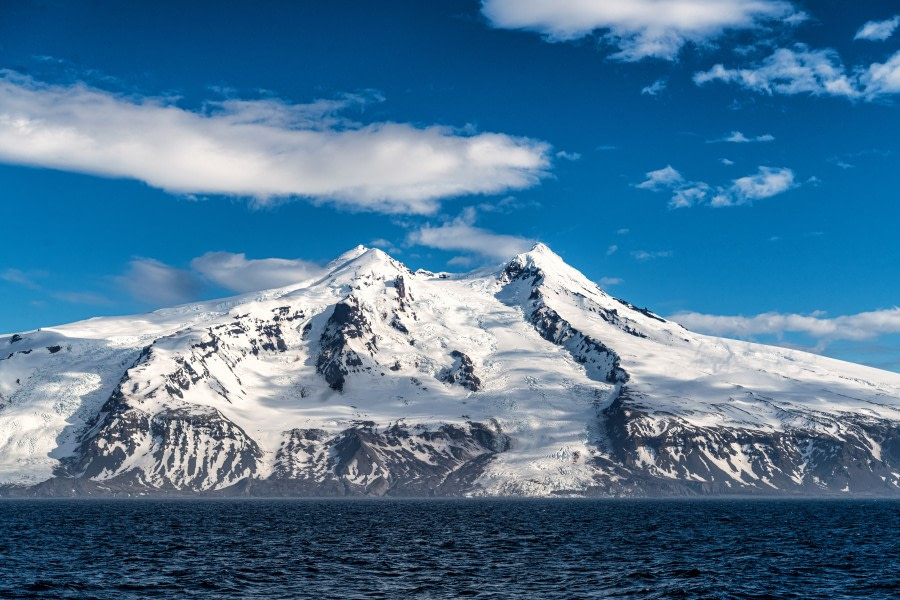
1, 244, 898, 497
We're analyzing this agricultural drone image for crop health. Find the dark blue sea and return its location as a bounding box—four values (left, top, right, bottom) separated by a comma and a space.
0, 499, 897, 599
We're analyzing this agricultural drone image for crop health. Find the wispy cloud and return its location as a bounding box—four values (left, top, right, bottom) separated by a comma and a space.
1, 268, 45, 290
481, 0, 799, 61
694, 44, 900, 100
0, 72, 551, 214
855, 15, 900, 42
631, 250, 672, 261
52, 291, 112, 306
635, 165, 684, 190
115, 259, 202, 306
641, 79, 666, 96
190, 252, 324, 293
555, 150, 581, 161
598, 277, 623, 287
637, 165, 796, 208
406, 208, 533, 261
670, 307, 900, 344
477, 195, 541, 214
710, 131, 775, 143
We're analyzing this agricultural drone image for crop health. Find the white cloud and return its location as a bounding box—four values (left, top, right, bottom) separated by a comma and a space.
599, 277, 623, 287
641, 79, 667, 96
694, 44, 900, 100
616, 228, 630, 235
695, 44, 859, 97
855, 16, 900, 41
721, 158, 735, 165
670, 307, 900, 343
555, 150, 582, 161
407, 209, 533, 260
606, 244, 619, 256
729, 166, 795, 202
481, 0, 797, 61
0, 72, 551, 214
190, 252, 324, 293
712, 130, 775, 143
862, 50, 900, 97
115, 259, 202, 306
638, 165, 795, 208
636, 165, 684, 190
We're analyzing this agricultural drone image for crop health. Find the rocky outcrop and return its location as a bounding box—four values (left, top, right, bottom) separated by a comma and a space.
439, 351, 482, 391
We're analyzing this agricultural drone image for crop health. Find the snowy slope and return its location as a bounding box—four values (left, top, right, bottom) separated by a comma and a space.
1, 244, 898, 496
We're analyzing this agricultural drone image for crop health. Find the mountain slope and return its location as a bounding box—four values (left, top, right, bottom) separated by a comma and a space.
1, 244, 898, 497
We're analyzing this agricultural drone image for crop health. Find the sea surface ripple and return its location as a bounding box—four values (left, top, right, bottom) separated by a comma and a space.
0, 499, 897, 599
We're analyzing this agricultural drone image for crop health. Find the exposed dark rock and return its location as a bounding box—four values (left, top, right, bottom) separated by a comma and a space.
612, 297, 667, 323
439, 350, 482, 392
389, 314, 409, 334
598, 389, 900, 496
316, 296, 377, 392
265, 421, 510, 496
529, 304, 627, 384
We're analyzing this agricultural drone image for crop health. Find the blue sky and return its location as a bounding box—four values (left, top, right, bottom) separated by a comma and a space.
1, 0, 899, 371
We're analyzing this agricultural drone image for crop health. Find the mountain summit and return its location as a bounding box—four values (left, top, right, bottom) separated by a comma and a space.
1, 246, 898, 497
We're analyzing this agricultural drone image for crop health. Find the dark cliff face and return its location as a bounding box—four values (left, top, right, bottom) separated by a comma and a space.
257, 421, 510, 497
316, 296, 376, 392
595, 390, 900, 496
70, 387, 263, 491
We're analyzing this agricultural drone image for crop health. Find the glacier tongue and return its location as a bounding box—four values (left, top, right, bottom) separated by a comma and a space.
1, 244, 899, 497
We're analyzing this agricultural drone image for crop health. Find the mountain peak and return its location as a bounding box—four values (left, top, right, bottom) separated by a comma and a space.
505, 241, 571, 277
322, 245, 408, 284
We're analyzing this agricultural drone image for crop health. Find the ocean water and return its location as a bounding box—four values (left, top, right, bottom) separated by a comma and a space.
0, 499, 896, 599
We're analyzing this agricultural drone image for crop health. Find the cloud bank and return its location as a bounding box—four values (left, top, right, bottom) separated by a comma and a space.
407, 208, 534, 261
0, 72, 551, 214
671, 307, 900, 343
481, 0, 798, 61
115, 259, 202, 306
114, 251, 329, 305
190, 252, 324, 293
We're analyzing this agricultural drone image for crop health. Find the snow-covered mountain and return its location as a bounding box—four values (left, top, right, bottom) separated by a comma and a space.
1, 244, 898, 497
